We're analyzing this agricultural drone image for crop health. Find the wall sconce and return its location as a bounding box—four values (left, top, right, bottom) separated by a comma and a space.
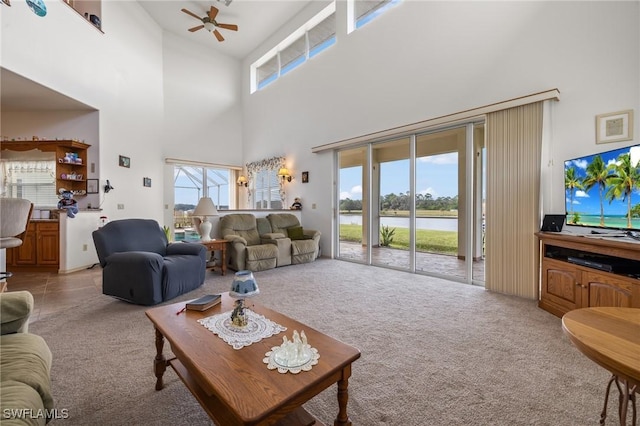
237, 175, 248, 187
277, 168, 292, 183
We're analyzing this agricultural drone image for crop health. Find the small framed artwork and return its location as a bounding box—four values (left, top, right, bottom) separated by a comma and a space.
596, 109, 634, 144
86, 179, 99, 194
119, 155, 130, 168
143, 177, 152, 187
301, 171, 309, 183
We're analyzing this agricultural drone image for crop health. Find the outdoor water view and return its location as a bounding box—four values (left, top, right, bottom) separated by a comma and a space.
340, 194, 460, 256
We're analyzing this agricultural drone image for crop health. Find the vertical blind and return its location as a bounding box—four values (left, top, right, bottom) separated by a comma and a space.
280, 35, 306, 73
485, 102, 543, 299
309, 12, 336, 55
356, 0, 390, 21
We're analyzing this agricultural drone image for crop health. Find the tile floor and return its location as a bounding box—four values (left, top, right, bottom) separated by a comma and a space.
3, 267, 103, 321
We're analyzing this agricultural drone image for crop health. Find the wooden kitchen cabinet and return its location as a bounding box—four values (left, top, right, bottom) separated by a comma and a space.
7, 221, 59, 272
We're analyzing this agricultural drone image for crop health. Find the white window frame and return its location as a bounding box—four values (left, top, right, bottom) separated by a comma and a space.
250, 2, 336, 93
1, 160, 58, 208
347, 0, 403, 34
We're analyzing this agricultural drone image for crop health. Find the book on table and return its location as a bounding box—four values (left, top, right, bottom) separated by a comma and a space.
186, 294, 222, 311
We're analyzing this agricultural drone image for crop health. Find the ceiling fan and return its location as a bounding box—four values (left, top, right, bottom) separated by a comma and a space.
181, 6, 238, 42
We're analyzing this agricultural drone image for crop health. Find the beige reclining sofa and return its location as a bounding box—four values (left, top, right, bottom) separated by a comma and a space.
220, 213, 321, 271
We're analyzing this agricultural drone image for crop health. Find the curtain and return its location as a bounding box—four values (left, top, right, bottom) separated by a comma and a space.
485, 102, 543, 299
245, 156, 286, 207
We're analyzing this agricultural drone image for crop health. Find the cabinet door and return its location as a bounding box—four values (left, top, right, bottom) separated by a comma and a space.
541, 259, 581, 313
37, 223, 59, 265
583, 271, 634, 308
14, 224, 37, 265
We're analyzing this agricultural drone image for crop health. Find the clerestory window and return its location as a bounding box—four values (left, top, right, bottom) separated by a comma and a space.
251, 2, 336, 93
348, 0, 403, 33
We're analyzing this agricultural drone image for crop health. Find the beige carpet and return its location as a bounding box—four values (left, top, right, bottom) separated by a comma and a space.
31, 259, 611, 425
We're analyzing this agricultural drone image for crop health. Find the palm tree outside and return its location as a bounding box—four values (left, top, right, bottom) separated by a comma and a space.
582, 155, 611, 226
605, 153, 640, 228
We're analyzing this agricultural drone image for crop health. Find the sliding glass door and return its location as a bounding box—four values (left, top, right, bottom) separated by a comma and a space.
371, 137, 411, 270
415, 128, 462, 278
335, 122, 486, 285
338, 147, 367, 263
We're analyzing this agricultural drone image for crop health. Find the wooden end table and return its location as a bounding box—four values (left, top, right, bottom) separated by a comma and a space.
562, 307, 640, 425
146, 293, 361, 425
199, 239, 228, 275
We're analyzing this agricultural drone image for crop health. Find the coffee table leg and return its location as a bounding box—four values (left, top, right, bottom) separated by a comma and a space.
154, 327, 167, 391
334, 365, 353, 426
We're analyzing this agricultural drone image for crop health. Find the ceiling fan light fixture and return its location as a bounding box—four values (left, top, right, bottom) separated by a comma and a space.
203, 22, 216, 32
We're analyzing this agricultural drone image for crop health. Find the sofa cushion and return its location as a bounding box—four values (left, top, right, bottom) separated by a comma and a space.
220, 214, 262, 246
0, 333, 53, 412
246, 244, 278, 261
267, 213, 301, 235
1, 380, 46, 426
0, 291, 34, 335
93, 219, 168, 268
162, 254, 206, 301
287, 226, 304, 240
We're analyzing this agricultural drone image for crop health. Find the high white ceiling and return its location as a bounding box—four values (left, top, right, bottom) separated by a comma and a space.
138, 0, 311, 60
1, 1, 311, 111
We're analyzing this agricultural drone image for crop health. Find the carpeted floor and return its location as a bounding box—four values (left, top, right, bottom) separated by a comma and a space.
30, 259, 611, 425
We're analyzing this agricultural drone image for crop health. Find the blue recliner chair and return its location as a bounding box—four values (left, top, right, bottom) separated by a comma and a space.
92, 219, 206, 305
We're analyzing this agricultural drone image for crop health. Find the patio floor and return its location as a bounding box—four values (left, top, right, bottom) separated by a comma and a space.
338, 242, 485, 283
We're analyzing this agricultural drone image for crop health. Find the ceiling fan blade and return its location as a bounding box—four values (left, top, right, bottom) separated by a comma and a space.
188, 25, 204, 32
213, 29, 224, 42
208, 6, 219, 21
216, 23, 238, 31
181, 8, 202, 21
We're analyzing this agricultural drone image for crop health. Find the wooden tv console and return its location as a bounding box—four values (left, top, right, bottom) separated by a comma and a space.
536, 232, 640, 318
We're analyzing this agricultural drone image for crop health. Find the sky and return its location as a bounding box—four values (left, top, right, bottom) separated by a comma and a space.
565, 144, 640, 216
340, 152, 460, 201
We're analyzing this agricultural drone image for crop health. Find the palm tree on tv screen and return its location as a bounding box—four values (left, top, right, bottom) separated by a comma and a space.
564, 166, 584, 221
605, 153, 640, 228
582, 155, 610, 226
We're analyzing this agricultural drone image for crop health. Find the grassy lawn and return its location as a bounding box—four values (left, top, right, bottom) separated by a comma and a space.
340, 224, 458, 255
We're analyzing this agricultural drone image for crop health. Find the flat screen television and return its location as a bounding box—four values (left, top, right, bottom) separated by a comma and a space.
565, 143, 640, 232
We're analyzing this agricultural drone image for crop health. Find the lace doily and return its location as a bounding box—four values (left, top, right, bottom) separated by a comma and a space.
198, 310, 286, 350
263, 344, 319, 374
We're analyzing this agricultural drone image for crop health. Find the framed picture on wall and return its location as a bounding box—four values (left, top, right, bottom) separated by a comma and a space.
86, 179, 99, 194
119, 155, 130, 168
301, 171, 309, 183
596, 110, 634, 144
143, 177, 151, 187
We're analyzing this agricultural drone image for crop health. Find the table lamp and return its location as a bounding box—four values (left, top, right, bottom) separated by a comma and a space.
193, 197, 218, 242
229, 270, 260, 327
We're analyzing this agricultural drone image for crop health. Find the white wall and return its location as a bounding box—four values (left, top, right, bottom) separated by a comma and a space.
1, 1, 244, 270
2, 1, 638, 269
2, 111, 100, 209
2, 0, 165, 219
241, 1, 640, 255
160, 31, 243, 229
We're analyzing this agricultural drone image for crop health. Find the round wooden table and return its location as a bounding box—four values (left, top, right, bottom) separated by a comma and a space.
562, 307, 640, 425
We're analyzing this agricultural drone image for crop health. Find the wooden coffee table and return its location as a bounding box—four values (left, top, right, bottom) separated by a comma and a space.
145, 293, 361, 426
